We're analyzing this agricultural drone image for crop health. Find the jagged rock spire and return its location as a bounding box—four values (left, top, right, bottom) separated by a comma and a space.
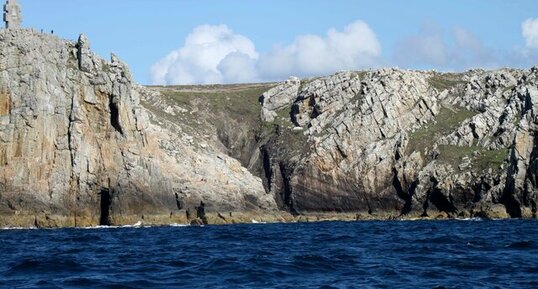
3, 0, 22, 29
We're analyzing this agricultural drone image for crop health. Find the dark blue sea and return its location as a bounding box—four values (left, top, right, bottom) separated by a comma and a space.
1, 220, 537, 289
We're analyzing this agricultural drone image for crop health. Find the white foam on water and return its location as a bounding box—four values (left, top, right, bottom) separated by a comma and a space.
79, 222, 190, 230
81, 225, 121, 230
251, 220, 267, 224
1, 226, 38, 230
456, 217, 483, 221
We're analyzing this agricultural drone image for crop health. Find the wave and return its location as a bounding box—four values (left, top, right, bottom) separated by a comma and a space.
80, 221, 190, 230
169, 223, 189, 227
1, 226, 38, 230
251, 220, 267, 224
455, 217, 484, 221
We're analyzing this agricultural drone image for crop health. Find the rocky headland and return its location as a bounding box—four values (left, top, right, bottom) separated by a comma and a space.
1, 29, 537, 227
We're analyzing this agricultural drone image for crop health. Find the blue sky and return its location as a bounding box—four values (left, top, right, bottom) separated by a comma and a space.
18, 0, 538, 84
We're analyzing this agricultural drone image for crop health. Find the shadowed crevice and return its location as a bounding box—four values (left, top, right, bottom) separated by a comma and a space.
429, 188, 458, 215
109, 97, 124, 135
99, 188, 111, 226
392, 168, 417, 215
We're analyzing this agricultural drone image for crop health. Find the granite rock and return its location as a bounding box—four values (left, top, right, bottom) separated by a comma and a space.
0, 29, 275, 227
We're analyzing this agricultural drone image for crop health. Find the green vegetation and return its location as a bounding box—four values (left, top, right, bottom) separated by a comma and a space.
160, 84, 273, 124
428, 73, 466, 91
149, 83, 309, 156
408, 105, 508, 172
140, 84, 278, 146
273, 105, 295, 127
407, 107, 477, 155
438, 145, 509, 172
259, 104, 304, 145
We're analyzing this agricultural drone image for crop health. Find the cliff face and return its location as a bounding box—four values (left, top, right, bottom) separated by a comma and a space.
0, 29, 275, 227
142, 67, 538, 220
1, 29, 537, 227
259, 68, 538, 218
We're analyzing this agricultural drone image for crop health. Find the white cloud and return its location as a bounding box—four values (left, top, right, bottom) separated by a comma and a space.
151, 19, 538, 85
150, 24, 258, 85
522, 18, 538, 49
151, 21, 382, 85
217, 52, 258, 84
257, 20, 382, 80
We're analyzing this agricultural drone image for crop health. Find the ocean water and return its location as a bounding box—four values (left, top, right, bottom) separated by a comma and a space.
1, 220, 537, 289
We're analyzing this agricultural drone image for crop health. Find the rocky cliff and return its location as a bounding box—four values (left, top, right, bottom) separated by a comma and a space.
146, 68, 538, 220
1, 29, 537, 227
257, 68, 538, 219
0, 29, 275, 227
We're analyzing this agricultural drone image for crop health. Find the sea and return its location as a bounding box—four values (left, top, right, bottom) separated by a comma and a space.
0, 219, 537, 289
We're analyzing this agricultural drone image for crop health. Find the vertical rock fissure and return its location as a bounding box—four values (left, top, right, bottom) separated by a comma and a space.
392, 168, 419, 215
67, 91, 78, 226
392, 169, 409, 215
261, 147, 272, 192
501, 150, 523, 218
99, 188, 111, 226
109, 96, 124, 135
280, 163, 298, 214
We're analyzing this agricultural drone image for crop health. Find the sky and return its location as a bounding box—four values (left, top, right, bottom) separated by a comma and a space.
17, 0, 538, 85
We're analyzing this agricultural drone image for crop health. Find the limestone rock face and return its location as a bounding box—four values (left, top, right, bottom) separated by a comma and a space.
259, 68, 538, 218
260, 76, 300, 122
0, 29, 275, 226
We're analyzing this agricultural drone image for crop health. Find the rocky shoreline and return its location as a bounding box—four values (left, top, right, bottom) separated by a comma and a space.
1, 205, 528, 229
1, 29, 538, 227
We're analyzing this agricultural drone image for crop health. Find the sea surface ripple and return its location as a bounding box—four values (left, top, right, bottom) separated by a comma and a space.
1, 219, 537, 288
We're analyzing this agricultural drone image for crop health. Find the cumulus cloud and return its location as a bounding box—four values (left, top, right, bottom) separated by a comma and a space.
393, 23, 497, 71
257, 21, 382, 80
151, 19, 538, 85
151, 24, 258, 85
151, 21, 382, 85
217, 52, 258, 84
522, 18, 538, 49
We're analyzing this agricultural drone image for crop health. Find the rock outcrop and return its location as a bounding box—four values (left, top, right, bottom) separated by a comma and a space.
0, 29, 275, 227
258, 68, 538, 219
260, 76, 300, 122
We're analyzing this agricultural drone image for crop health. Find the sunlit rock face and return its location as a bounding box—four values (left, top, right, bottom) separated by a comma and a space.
1, 28, 537, 227
259, 67, 538, 219
0, 29, 275, 227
